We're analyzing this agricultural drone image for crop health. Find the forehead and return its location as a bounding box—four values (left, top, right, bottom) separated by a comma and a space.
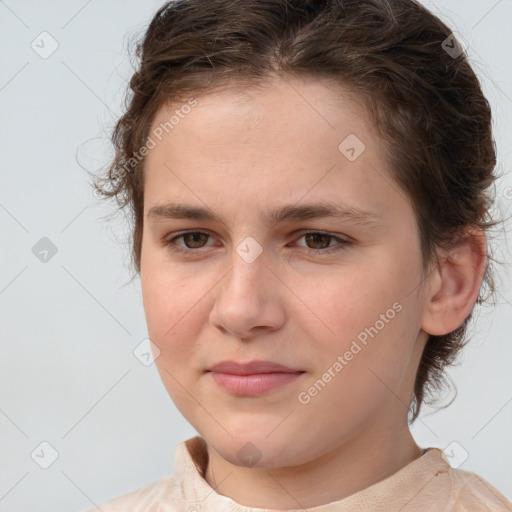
143, 76, 411, 226
149, 76, 371, 144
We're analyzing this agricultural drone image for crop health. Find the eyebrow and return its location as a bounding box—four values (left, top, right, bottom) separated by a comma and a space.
147, 201, 384, 228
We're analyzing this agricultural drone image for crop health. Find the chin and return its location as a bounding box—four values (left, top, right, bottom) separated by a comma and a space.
204, 428, 305, 469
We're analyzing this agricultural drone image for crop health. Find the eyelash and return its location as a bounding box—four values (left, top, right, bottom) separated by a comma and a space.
162, 230, 351, 256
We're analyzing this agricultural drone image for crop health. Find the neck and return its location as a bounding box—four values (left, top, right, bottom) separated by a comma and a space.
204, 419, 423, 509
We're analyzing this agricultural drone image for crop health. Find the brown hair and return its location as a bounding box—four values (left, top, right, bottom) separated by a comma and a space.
93, 0, 499, 422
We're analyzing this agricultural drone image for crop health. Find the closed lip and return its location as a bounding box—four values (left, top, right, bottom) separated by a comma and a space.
208, 360, 303, 375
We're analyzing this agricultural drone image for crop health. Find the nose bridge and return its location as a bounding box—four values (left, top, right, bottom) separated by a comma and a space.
226, 234, 267, 297
210, 233, 284, 338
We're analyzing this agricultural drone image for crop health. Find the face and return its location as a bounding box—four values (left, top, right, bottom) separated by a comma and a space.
140, 76, 430, 468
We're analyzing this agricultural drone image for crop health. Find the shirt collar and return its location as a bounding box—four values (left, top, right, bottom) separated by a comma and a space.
173, 435, 451, 511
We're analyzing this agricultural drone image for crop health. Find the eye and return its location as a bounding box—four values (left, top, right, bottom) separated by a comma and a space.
163, 230, 351, 256
293, 231, 351, 254
164, 231, 214, 253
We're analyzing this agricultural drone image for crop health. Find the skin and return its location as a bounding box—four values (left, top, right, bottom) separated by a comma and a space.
139, 75, 486, 509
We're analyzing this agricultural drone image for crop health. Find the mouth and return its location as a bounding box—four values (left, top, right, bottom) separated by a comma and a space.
208, 360, 302, 375
207, 360, 305, 396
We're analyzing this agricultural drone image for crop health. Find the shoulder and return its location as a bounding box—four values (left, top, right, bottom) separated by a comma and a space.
381, 447, 512, 511
83, 436, 208, 512
442, 465, 512, 511
84, 474, 181, 512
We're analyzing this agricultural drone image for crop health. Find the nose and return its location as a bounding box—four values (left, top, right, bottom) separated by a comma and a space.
209, 241, 286, 340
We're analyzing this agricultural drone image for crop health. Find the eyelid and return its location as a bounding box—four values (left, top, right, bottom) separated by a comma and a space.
293, 228, 352, 243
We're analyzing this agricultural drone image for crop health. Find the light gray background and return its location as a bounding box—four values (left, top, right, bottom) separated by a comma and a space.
0, 1, 511, 511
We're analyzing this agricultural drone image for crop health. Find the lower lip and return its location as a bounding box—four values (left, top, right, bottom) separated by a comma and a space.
209, 371, 304, 396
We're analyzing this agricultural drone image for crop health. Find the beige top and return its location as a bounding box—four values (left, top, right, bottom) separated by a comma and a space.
88, 436, 512, 511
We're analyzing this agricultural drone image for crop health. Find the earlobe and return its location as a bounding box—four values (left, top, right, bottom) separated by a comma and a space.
421, 227, 487, 336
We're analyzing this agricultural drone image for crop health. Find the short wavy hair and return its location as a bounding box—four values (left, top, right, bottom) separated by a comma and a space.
93, 0, 499, 422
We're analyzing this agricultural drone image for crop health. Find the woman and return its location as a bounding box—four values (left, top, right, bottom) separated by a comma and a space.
89, 0, 512, 509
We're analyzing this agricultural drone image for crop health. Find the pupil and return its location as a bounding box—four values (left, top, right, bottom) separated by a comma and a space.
307, 233, 328, 249
186, 233, 206, 248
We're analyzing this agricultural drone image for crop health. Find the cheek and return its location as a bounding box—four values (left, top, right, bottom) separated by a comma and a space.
141, 263, 216, 373
298, 310, 418, 431
141, 249, 199, 338
141, 274, 187, 372
298, 255, 423, 379
142, 270, 206, 409
293, 266, 401, 341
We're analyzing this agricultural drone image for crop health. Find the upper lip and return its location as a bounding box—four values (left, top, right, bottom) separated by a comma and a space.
209, 360, 303, 375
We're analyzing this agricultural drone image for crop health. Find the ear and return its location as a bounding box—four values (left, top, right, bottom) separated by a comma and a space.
421, 227, 487, 336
